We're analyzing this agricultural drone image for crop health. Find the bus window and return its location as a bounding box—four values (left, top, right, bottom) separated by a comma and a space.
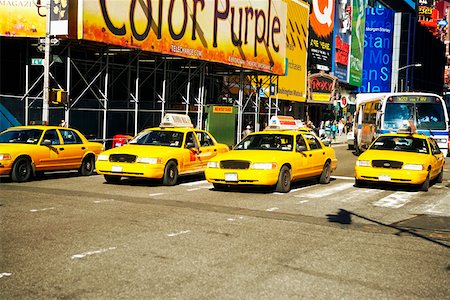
384, 103, 414, 129
416, 103, 446, 130
363, 104, 371, 123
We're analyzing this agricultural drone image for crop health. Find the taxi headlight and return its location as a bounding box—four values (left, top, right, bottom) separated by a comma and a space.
0, 154, 12, 160
97, 154, 109, 161
137, 157, 162, 164
250, 162, 277, 170
207, 161, 219, 168
356, 160, 371, 167
403, 164, 424, 171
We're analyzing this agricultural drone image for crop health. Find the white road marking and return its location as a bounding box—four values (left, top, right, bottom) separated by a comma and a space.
294, 182, 354, 198
167, 230, 191, 237
93, 199, 115, 203
266, 207, 279, 212
0, 273, 12, 278
372, 192, 415, 208
187, 185, 212, 191
227, 217, 244, 221
30, 207, 55, 212
331, 175, 355, 181
297, 200, 309, 204
149, 193, 164, 197
273, 184, 316, 195
180, 180, 208, 186
71, 247, 117, 260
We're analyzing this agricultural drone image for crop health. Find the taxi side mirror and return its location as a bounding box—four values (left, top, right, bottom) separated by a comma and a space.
41, 139, 52, 146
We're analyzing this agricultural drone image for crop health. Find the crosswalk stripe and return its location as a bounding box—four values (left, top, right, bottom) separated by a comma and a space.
294, 182, 354, 198
180, 180, 209, 186
372, 191, 416, 208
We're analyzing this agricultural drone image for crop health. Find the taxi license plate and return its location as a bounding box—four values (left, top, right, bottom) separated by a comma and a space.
112, 166, 122, 172
225, 173, 238, 182
379, 175, 391, 181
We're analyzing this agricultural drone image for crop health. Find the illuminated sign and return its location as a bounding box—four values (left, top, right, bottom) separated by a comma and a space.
418, 6, 433, 15
308, 71, 337, 103
357, 5, 394, 93
213, 106, 233, 113
392, 96, 437, 103
79, 0, 287, 75
0, 0, 46, 37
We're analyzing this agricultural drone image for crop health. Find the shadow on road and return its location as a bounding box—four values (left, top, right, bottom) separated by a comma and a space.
326, 208, 450, 249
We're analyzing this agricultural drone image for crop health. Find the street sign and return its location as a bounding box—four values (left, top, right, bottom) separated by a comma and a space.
37, 37, 60, 46
31, 58, 44, 66
437, 19, 448, 27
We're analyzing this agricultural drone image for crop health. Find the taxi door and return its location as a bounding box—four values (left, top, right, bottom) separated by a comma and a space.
429, 138, 445, 178
38, 129, 63, 169
291, 134, 309, 179
181, 131, 202, 173
58, 129, 86, 168
195, 131, 219, 167
303, 133, 328, 176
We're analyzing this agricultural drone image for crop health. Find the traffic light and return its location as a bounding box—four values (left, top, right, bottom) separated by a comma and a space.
48, 88, 68, 106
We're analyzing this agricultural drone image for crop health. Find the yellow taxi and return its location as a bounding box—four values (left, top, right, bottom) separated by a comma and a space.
96, 114, 229, 185
0, 125, 103, 182
355, 123, 445, 191
205, 116, 338, 193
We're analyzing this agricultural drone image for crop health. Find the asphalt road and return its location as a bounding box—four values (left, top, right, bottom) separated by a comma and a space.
1, 144, 449, 299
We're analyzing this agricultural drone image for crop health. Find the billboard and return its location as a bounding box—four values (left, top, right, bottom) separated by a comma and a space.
276, 0, 309, 102
357, 5, 394, 93
0, 0, 47, 37
334, 0, 351, 82
79, 0, 287, 75
308, 0, 335, 72
348, 0, 366, 86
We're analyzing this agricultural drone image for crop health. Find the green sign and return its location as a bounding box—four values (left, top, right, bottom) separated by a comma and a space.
31, 58, 44, 66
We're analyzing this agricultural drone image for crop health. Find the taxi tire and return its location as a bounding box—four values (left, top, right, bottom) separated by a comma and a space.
436, 168, 444, 183
11, 157, 32, 182
319, 162, 331, 184
163, 161, 178, 186
420, 173, 430, 192
275, 166, 291, 193
79, 156, 95, 176
104, 175, 121, 184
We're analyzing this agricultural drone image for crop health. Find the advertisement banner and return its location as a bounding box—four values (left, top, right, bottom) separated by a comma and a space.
308, 0, 335, 72
80, 0, 287, 75
0, 0, 47, 37
334, 0, 351, 82
357, 5, 394, 93
348, 0, 366, 86
276, 0, 309, 102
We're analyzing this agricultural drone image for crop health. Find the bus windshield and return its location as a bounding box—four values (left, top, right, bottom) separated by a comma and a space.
384, 102, 446, 130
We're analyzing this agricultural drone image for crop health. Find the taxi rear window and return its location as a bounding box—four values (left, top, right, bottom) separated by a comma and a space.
130, 130, 183, 147
235, 134, 293, 151
370, 136, 429, 154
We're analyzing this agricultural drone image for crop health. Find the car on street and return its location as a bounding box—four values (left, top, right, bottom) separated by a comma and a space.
347, 130, 354, 150
0, 125, 103, 182
354, 123, 445, 191
205, 116, 338, 193
96, 114, 229, 185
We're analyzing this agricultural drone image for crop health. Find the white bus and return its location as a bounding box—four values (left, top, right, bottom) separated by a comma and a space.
353, 92, 449, 156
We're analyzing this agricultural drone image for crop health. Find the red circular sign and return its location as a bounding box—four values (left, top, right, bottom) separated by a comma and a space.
340, 96, 347, 107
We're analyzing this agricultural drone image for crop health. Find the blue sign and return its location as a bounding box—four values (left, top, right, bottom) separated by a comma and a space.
357, 5, 394, 93
438, 19, 448, 27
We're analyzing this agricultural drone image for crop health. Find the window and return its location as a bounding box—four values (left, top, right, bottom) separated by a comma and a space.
60, 129, 82, 144
303, 134, 322, 150
130, 130, 183, 147
42, 129, 60, 145
185, 132, 199, 148
296, 135, 307, 151
0, 129, 42, 144
196, 131, 214, 147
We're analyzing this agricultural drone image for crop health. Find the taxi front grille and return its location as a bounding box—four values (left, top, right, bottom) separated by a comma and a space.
220, 160, 250, 169
109, 154, 137, 163
372, 160, 403, 169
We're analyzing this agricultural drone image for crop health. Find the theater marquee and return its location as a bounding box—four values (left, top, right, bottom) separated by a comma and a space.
78, 0, 287, 75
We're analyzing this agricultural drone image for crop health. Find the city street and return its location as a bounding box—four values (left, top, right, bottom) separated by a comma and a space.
1, 143, 449, 299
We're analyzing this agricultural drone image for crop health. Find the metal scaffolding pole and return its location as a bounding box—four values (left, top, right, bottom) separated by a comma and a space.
134, 58, 140, 135
103, 50, 109, 145
65, 48, 71, 125
25, 64, 29, 125
160, 58, 167, 121
237, 68, 244, 143
42, 0, 51, 123
185, 61, 191, 115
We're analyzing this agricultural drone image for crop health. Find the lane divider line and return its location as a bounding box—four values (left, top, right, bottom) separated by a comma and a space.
167, 230, 191, 237
71, 247, 117, 260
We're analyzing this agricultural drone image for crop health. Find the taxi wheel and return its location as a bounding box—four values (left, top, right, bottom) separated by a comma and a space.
104, 175, 121, 184
275, 166, 291, 193
79, 156, 95, 176
319, 162, 331, 184
11, 157, 32, 182
420, 173, 430, 192
436, 168, 444, 183
163, 161, 178, 186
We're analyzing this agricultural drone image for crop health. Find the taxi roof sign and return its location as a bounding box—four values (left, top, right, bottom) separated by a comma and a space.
160, 113, 194, 128
265, 116, 299, 131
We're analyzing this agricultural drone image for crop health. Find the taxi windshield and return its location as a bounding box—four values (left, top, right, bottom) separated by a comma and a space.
235, 134, 293, 151
129, 130, 183, 147
0, 129, 43, 144
370, 136, 429, 154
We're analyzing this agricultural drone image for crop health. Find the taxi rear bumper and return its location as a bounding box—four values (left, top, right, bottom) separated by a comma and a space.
96, 161, 165, 179
355, 166, 428, 185
205, 168, 280, 186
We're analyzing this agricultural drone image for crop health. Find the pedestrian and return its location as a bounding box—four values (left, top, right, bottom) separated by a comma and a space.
59, 119, 68, 127
331, 120, 337, 141
242, 125, 252, 138
338, 118, 345, 136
